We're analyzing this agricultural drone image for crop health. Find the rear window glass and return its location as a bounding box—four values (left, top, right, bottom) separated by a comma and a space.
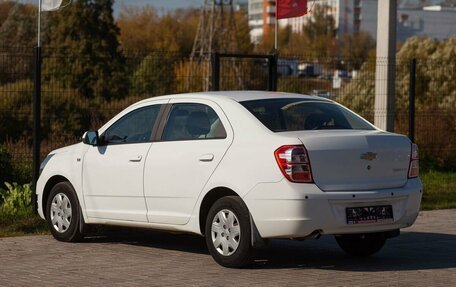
240, 98, 374, 132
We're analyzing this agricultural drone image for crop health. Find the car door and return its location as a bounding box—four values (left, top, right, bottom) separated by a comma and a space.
144, 99, 233, 225
83, 101, 166, 222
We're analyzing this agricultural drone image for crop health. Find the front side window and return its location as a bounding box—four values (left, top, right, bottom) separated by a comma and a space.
241, 98, 374, 132
162, 103, 227, 141
103, 105, 161, 144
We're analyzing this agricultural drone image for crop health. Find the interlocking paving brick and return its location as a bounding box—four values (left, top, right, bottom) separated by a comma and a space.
0, 210, 455, 286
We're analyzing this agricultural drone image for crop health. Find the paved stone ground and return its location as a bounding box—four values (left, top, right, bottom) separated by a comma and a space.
0, 210, 455, 287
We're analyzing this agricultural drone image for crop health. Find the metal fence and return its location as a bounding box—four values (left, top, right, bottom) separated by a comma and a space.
1, 47, 455, 183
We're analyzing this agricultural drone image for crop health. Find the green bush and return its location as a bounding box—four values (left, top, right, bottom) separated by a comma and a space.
0, 146, 13, 189
12, 162, 32, 185
0, 182, 33, 218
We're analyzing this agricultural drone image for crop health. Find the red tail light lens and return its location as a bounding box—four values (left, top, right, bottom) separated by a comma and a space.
408, 143, 419, 178
275, 145, 313, 183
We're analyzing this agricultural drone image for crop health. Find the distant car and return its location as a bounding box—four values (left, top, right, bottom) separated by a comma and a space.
310, 89, 332, 98
37, 91, 422, 268
298, 63, 322, 77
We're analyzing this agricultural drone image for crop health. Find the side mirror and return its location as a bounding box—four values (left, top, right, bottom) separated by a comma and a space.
83, 131, 99, 146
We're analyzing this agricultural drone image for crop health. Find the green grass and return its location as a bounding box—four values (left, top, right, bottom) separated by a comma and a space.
421, 171, 456, 210
0, 182, 49, 238
0, 215, 48, 238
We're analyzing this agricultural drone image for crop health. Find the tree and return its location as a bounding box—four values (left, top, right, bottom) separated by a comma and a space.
257, 5, 337, 56
117, 6, 200, 54
339, 36, 456, 169
299, 5, 337, 56
117, 5, 160, 52
130, 53, 177, 97
338, 32, 376, 69
43, 0, 127, 100
233, 8, 255, 53
0, 2, 36, 84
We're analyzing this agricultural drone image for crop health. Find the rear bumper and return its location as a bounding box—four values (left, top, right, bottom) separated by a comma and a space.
243, 178, 422, 239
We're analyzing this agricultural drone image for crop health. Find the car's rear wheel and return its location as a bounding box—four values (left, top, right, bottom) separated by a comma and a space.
335, 233, 387, 256
205, 196, 253, 268
46, 182, 85, 242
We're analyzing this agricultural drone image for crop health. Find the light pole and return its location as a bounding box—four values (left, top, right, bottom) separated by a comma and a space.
374, 0, 397, 132
32, 0, 68, 212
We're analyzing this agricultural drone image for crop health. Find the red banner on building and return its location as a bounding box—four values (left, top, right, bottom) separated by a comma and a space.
276, 0, 308, 20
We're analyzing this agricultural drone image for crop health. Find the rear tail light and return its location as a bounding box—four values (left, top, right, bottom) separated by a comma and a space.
275, 145, 313, 183
408, 143, 419, 178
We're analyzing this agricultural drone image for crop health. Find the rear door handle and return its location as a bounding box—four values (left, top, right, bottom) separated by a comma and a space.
129, 155, 142, 162
199, 154, 214, 162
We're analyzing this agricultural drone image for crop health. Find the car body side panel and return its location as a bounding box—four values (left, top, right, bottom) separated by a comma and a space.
36, 143, 89, 221
82, 143, 152, 222
144, 98, 234, 225
37, 99, 170, 223
186, 99, 301, 234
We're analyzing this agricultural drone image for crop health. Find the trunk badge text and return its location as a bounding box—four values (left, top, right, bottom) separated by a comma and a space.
360, 152, 377, 161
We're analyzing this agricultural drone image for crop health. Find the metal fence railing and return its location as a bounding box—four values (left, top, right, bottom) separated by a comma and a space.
1, 47, 455, 183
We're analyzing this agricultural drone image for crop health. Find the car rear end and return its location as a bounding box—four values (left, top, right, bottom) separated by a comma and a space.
239, 97, 422, 239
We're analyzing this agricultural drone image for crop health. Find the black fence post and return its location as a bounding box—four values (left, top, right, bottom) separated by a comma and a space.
211, 52, 220, 91
409, 58, 416, 143
268, 52, 278, 91
32, 46, 42, 214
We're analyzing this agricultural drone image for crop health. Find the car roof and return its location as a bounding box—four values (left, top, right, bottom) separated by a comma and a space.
136, 91, 330, 106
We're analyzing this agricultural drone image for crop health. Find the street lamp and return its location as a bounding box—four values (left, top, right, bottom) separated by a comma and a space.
32, 0, 71, 212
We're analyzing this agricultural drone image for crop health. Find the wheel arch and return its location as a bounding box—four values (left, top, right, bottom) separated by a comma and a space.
199, 186, 239, 235
42, 175, 72, 219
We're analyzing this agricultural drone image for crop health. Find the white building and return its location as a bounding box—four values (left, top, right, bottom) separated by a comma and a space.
248, 0, 266, 43
248, 0, 456, 43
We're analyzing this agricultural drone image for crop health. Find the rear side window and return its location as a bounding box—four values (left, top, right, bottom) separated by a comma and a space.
162, 103, 227, 141
241, 98, 374, 132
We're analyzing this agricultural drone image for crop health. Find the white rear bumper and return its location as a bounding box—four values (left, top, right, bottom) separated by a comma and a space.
243, 178, 422, 238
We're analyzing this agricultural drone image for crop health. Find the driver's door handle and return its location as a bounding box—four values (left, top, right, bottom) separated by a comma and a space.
129, 155, 142, 162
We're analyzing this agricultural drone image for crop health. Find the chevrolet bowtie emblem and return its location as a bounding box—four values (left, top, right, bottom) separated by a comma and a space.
360, 152, 377, 161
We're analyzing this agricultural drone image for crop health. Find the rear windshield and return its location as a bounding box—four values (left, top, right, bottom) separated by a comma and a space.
240, 98, 375, 132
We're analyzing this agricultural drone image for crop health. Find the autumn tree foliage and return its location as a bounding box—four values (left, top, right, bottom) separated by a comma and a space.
117, 6, 200, 54
0, 2, 36, 84
43, 0, 127, 100
119, 5, 254, 96
338, 32, 376, 69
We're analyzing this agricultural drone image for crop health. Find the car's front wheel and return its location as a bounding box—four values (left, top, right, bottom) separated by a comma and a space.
45, 182, 85, 242
205, 196, 253, 268
335, 232, 387, 256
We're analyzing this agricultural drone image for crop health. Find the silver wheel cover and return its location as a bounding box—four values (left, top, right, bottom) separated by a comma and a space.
50, 193, 72, 233
211, 209, 241, 256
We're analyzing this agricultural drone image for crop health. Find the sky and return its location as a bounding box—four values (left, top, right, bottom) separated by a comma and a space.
114, 0, 201, 12
19, 0, 448, 16
19, 1, 245, 16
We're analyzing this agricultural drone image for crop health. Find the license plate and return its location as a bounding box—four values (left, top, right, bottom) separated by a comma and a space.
346, 205, 393, 224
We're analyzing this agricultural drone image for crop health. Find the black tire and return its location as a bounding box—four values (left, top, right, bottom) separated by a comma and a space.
205, 196, 253, 268
335, 232, 387, 256
45, 182, 85, 242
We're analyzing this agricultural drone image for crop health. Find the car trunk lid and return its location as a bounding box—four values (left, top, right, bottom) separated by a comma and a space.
282, 130, 411, 191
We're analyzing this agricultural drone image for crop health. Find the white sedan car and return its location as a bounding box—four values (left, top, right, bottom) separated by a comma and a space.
37, 91, 422, 268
